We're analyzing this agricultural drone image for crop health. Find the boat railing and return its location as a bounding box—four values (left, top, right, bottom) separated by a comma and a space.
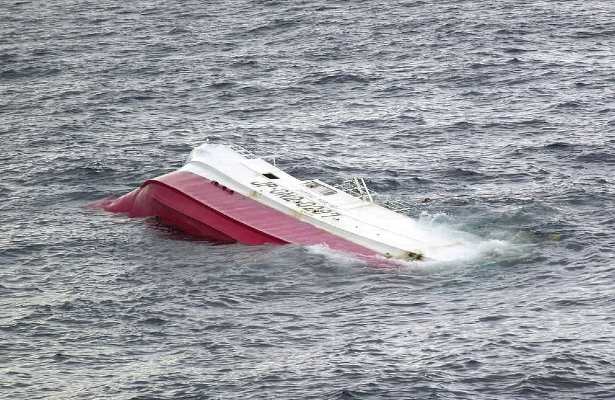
334, 177, 374, 202
334, 177, 414, 214
230, 144, 257, 159
379, 197, 414, 214
230, 144, 278, 166
261, 155, 277, 166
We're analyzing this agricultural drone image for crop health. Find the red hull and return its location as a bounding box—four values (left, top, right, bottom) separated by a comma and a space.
104, 171, 379, 258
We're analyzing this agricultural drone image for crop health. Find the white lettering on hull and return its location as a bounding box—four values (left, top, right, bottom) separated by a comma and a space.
251, 181, 341, 218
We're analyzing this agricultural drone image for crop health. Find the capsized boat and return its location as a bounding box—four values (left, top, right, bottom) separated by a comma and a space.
103, 143, 465, 263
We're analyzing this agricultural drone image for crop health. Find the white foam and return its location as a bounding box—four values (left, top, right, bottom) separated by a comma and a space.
406, 211, 520, 268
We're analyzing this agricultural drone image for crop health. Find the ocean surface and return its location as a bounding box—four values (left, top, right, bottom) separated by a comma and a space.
2, 1, 615, 398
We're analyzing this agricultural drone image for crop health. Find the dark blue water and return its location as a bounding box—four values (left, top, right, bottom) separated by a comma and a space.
2, 1, 615, 398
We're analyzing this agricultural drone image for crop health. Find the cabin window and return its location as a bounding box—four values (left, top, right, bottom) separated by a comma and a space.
263, 173, 279, 179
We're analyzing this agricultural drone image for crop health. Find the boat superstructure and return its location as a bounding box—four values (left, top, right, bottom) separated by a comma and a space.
104, 143, 463, 263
